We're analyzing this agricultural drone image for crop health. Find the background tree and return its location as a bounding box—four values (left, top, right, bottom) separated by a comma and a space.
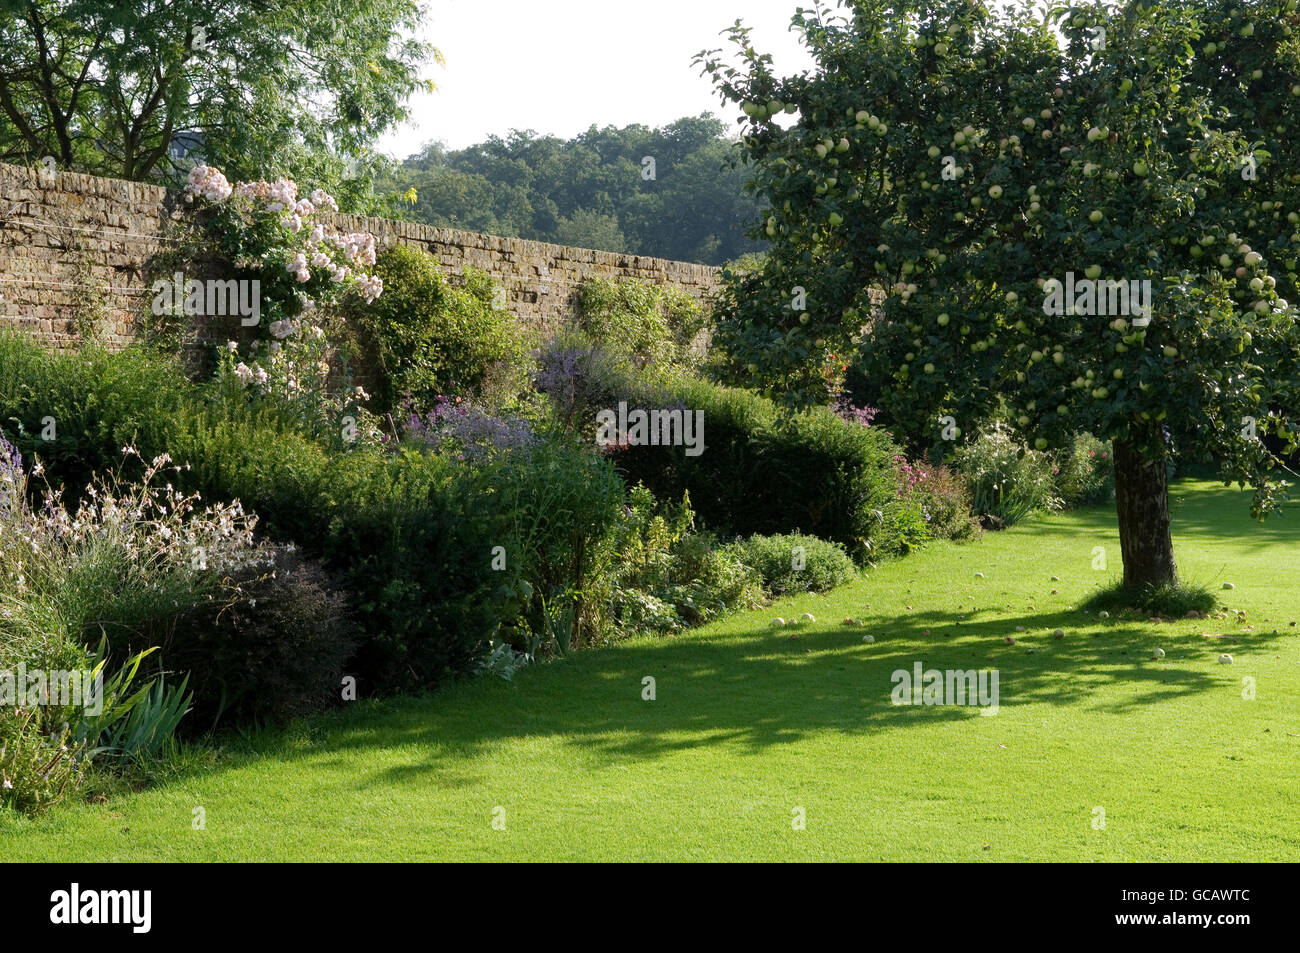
699, 0, 1300, 592
395, 116, 766, 264
0, 0, 435, 209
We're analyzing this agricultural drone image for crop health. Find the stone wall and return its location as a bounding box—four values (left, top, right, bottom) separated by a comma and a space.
0, 161, 721, 351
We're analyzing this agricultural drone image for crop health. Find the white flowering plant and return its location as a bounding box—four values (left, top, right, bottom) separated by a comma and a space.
212, 329, 383, 448
186, 164, 383, 317
0, 437, 275, 811
0, 442, 274, 649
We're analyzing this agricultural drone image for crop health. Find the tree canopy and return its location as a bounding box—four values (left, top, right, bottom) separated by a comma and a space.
700, 0, 1300, 589
394, 115, 766, 265
0, 0, 435, 208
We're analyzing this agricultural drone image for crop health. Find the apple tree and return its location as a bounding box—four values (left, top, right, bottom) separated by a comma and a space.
699, 0, 1300, 591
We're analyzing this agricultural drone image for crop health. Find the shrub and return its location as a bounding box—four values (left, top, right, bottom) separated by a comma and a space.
170, 546, 354, 729
0, 335, 188, 498
572, 362, 903, 560
1056, 432, 1115, 507
487, 439, 626, 653
0, 434, 262, 810
949, 420, 1062, 528
894, 456, 982, 543
165, 402, 336, 544
725, 533, 857, 595
572, 276, 710, 370
186, 166, 383, 332
608, 485, 763, 633
316, 448, 511, 693
352, 245, 528, 412
0, 441, 270, 666
872, 498, 932, 557
210, 327, 380, 451
0, 708, 85, 815
0, 324, 632, 701
532, 331, 631, 434
399, 394, 537, 462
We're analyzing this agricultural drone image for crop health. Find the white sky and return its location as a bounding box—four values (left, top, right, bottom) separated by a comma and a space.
377, 0, 821, 158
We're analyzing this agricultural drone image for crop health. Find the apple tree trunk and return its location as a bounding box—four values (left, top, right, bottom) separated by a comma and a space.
1112, 439, 1179, 590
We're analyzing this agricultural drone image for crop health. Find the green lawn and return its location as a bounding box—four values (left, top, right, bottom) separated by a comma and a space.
2, 478, 1297, 861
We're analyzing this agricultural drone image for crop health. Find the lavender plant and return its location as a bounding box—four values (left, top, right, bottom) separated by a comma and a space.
400, 395, 537, 462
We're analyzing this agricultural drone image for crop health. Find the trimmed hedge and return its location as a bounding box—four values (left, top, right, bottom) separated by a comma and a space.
590, 365, 903, 561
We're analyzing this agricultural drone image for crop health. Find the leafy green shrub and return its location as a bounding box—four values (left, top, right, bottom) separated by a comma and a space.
894, 456, 982, 543
487, 439, 626, 652
950, 421, 1062, 528
872, 498, 933, 557
1056, 432, 1115, 507
573, 363, 902, 560
0, 707, 86, 815
0, 335, 187, 498
572, 277, 710, 369
532, 331, 635, 435
209, 326, 381, 451
724, 533, 857, 595
314, 448, 510, 692
166, 402, 336, 544
608, 485, 763, 633
352, 245, 528, 412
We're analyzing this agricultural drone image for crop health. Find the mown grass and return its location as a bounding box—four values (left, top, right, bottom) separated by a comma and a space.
1, 478, 1296, 861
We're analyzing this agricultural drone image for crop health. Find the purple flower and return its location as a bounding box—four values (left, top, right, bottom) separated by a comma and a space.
0, 431, 22, 478
402, 395, 536, 461
832, 397, 880, 428
534, 344, 595, 403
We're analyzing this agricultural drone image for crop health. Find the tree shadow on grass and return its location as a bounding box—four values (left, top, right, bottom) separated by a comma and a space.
215, 602, 1286, 794
145, 480, 1296, 796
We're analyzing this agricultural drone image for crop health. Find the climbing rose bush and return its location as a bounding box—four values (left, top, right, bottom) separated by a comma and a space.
187, 164, 383, 317
186, 165, 385, 448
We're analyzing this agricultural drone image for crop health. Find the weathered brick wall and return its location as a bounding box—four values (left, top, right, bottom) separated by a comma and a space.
0, 161, 720, 351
